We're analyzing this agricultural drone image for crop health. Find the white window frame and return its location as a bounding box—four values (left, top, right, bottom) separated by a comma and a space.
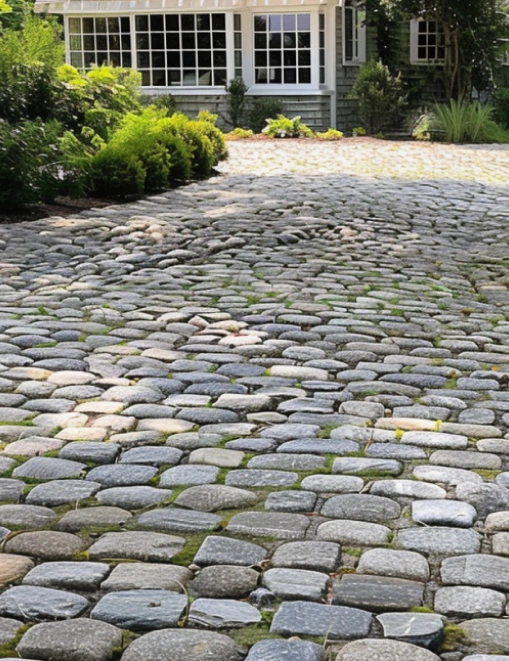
64, 5, 335, 94
342, 0, 366, 66
410, 18, 445, 65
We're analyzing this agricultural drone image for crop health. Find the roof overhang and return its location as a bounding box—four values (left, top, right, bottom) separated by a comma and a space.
35, 0, 330, 12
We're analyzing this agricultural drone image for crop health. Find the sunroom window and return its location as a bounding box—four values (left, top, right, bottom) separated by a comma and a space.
254, 13, 312, 85
68, 16, 132, 70
135, 13, 227, 87
343, 0, 366, 65
410, 19, 445, 63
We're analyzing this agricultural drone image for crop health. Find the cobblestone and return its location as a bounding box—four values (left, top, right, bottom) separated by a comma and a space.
1, 139, 509, 659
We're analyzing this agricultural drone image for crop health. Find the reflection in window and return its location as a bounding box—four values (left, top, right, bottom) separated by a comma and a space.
254, 13, 312, 84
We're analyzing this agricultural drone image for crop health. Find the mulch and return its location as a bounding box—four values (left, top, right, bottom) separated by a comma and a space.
0, 196, 118, 225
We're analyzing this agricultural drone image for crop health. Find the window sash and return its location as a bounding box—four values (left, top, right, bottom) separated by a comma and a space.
343, 1, 366, 65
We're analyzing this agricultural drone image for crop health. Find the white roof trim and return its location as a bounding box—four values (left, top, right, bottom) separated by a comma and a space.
35, 0, 329, 11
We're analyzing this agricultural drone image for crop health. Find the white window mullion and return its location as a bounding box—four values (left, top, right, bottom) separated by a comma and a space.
243, 9, 254, 87
310, 10, 319, 87
225, 12, 235, 84
130, 14, 138, 77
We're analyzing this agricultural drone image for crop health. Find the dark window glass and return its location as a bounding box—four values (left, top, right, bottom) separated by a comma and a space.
181, 15, 194, 30
150, 14, 164, 31
122, 53, 132, 67
82, 17, 94, 32
167, 51, 180, 67
299, 67, 311, 83
152, 52, 165, 67
121, 17, 130, 31
166, 15, 179, 30
96, 18, 106, 33
153, 70, 166, 85
108, 18, 119, 32
182, 32, 195, 49
212, 14, 225, 30
214, 51, 227, 67
198, 51, 211, 66
110, 52, 121, 66
183, 51, 196, 67
212, 33, 226, 48
83, 35, 95, 50
137, 33, 149, 49
196, 14, 210, 30
254, 15, 267, 31
109, 34, 120, 50
137, 52, 150, 67
214, 69, 227, 85
96, 34, 107, 50
197, 32, 211, 48
151, 32, 164, 49
136, 15, 148, 31
284, 68, 296, 83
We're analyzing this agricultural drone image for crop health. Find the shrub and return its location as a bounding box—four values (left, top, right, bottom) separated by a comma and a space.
224, 78, 247, 128
349, 59, 407, 135
247, 97, 284, 133
316, 128, 343, 140
352, 126, 367, 136
0, 118, 62, 210
88, 146, 145, 198
492, 88, 509, 129
150, 93, 177, 116
225, 127, 254, 139
262, 115, 313, 138
434, 99, 509, 143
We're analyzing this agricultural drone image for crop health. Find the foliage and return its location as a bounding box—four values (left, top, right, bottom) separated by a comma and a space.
411, 110, 436, 140
88, 146, 146, 198
349, 59, 407, 134
434, 98, 509, 143
224, 78, 248, 128
0, 118, 62, 210
225, 127, 254, 139
368, 0, 509, 100
352, 126, 367, 136
262, 115, 314, 138
316, 128, 344, 140
0, 13, 64, 70
492, 87, 509, 128
150, 93, 177, 116
84, 108, 225, 199
247, 97, 284, 133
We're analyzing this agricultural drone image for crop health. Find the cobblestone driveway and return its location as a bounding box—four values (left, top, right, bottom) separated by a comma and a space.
1, 140, 509, 661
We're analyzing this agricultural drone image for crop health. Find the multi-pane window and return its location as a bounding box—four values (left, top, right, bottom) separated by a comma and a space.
319, 14, 325, 84
234, 14, 242, 80
343, 0, 366, 64
411, 19, 445, 62
135, 13, 227, 87
254, 13, 312, 84
68, 17, 132, 70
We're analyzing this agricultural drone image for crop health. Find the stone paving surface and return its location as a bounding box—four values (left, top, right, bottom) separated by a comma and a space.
1, 139, 509, 660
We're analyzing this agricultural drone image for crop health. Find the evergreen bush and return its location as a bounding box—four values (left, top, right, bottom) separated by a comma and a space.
349, 59, 407, 134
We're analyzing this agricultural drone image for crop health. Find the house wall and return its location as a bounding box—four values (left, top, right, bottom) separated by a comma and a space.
168, 93, 331, 132
335, 6, 360, 133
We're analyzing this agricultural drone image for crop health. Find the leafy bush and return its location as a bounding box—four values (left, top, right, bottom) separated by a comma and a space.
316, 128, 343, 140
247, 97, 284, 133
225, 127, 254, 139
150, 93, 177, 116
85, 108, 224, 198
225, 79, 247, 128
350, 60, 407, 135
434, 99, 509, 143
88, 146, 145, 198
0, 118, 62, 209
352, 126, 367, 136
262, 115, 313, 138
492, 88, 509, 129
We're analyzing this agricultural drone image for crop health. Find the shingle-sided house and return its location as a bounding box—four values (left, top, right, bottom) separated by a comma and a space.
33, 0, 458, 130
